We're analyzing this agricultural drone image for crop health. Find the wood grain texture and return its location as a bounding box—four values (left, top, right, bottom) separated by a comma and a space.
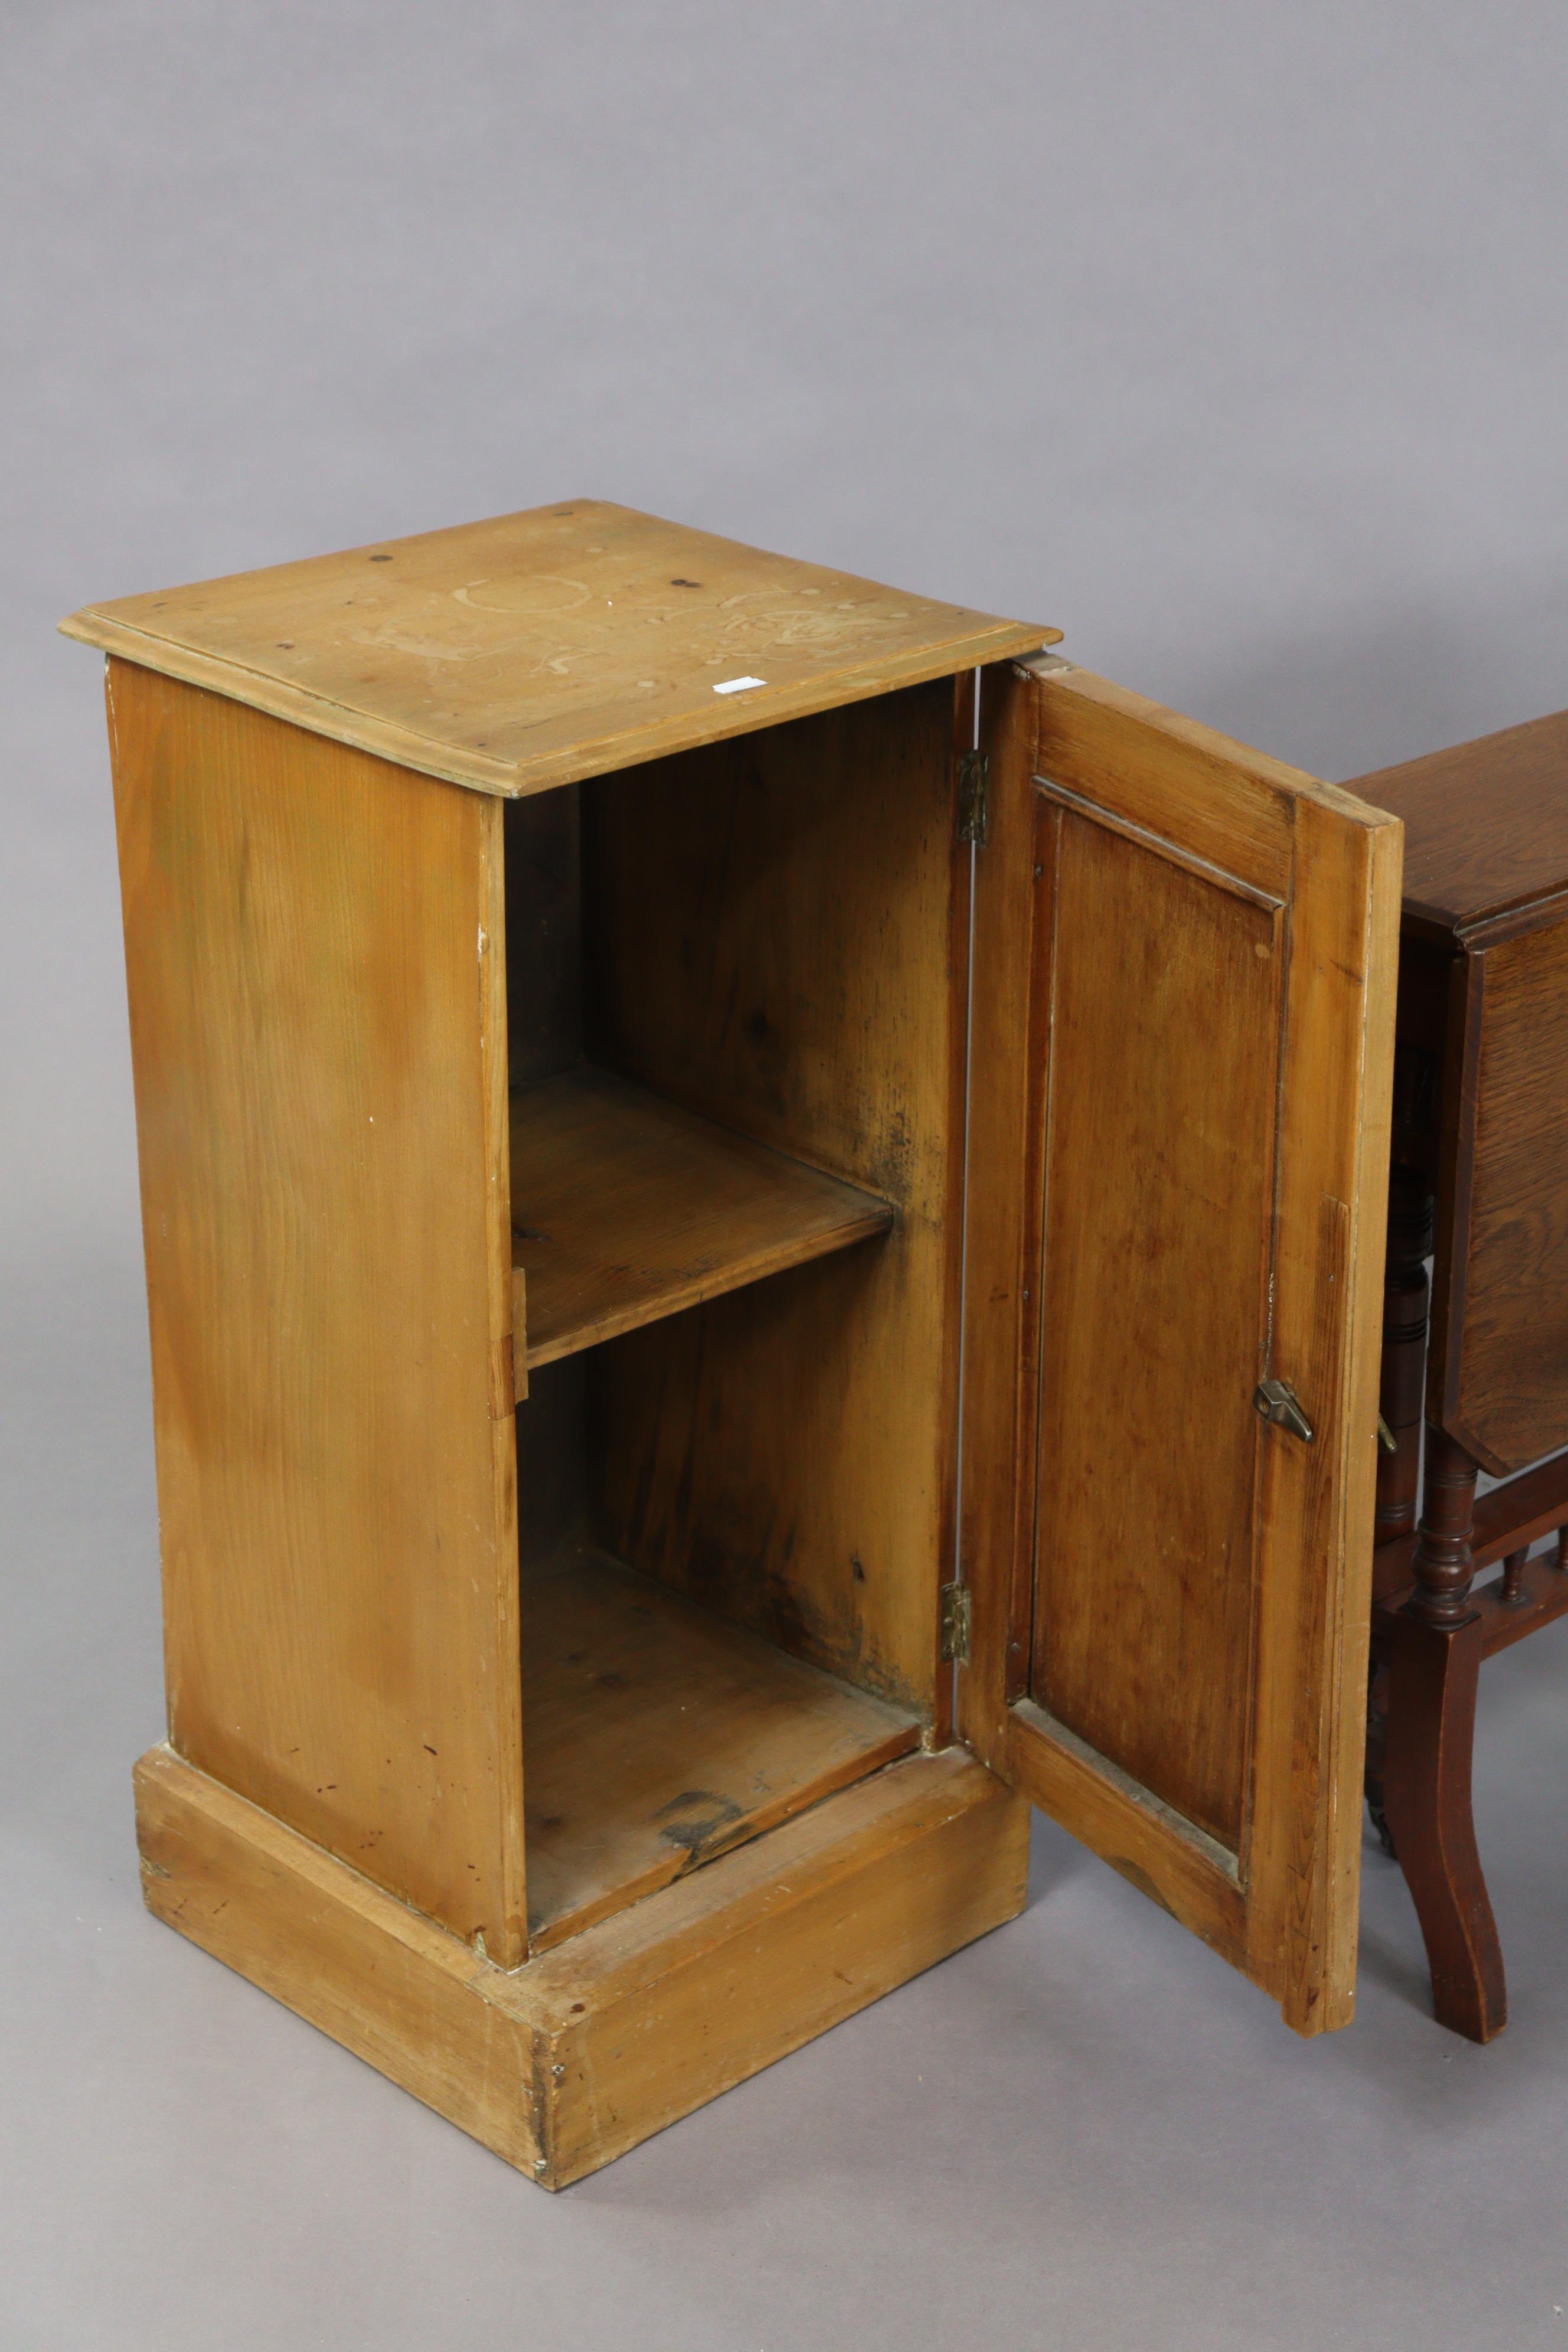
1028, 787, 1280, 1848
134, 1740, 1029, 2188
1425, 948, 1482, 1443
579, 685, 969, 1714
107, 661, 525, 1962
1351, 707, 1568, 940
959, 660, 1399, 2034
1430, 918, 1568, 1473
954, 662, 1045, 1783
1020, 662, 1301, 903
1003, 1696, 1246, 1951
1382, 1611, 1505, 2040
1247, 789, 1400, 2032
509, 1065, 892, 1381
519, 1551, 918, 1950
64, 502, 1053, 800
480, 792, 526, 1947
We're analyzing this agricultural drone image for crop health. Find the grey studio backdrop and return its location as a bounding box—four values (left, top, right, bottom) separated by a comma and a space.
5, 4, 1567, 2347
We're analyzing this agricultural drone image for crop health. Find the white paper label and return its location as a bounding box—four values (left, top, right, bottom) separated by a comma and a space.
712, 675, 766, 695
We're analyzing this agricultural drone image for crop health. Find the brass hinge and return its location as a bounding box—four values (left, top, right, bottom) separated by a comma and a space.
940, 1580, 971, 1663
956, 750, 989, 847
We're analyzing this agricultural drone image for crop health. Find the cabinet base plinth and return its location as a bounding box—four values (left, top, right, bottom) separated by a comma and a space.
133, 1741, 1028, 2187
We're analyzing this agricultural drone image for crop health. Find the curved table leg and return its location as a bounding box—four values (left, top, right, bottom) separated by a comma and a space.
1383, 1427, 1507, 2041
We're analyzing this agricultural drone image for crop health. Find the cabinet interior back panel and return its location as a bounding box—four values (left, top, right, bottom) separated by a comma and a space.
580, 683, 966, 1714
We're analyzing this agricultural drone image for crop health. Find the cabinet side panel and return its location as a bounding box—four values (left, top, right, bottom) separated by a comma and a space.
1445, 918, 1568, 1474
107, 662, 524, 1961
580, 685, 965, 1713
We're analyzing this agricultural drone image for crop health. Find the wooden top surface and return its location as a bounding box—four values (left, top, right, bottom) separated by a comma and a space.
1351, 707, 1568, 939
60, 501, 1054, 798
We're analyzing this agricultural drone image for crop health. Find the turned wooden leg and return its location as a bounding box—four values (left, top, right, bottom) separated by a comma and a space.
1409, 1424, 1479, 1626
1375, 1177, 1435, 1549
1384, 1429, 1507, 2040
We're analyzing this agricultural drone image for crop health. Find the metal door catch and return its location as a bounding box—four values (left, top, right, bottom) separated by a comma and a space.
1253, 1378, 1314, 1442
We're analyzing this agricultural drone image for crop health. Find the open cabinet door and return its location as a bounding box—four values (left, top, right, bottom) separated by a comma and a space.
959, 657, 1401, 2035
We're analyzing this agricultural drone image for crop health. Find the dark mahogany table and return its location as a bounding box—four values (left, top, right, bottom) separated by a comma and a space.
1357, 708, 1568, 2040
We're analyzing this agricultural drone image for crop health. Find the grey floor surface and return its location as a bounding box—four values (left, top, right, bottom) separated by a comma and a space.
6, 5, 1568, 2346
6, 1242, 1568, 2349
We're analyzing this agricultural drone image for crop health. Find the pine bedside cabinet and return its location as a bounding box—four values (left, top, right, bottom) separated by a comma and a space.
63, 503, 1401, 2186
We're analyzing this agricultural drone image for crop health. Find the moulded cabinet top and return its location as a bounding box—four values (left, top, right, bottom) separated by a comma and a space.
60, 500, 1056, 798
1351, 706, 1568, 942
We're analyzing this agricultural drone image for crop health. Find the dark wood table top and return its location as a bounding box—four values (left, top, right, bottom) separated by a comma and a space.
1350, 708, 1568, 943
1363, 705, 1568, 1475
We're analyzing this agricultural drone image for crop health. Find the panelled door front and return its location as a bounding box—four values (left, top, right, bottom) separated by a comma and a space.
961, 658, 1401, 2034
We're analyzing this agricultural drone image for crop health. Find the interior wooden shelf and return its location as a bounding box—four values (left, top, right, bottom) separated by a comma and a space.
509, 1064, 892, 1385
521, 1551, 920, 1952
